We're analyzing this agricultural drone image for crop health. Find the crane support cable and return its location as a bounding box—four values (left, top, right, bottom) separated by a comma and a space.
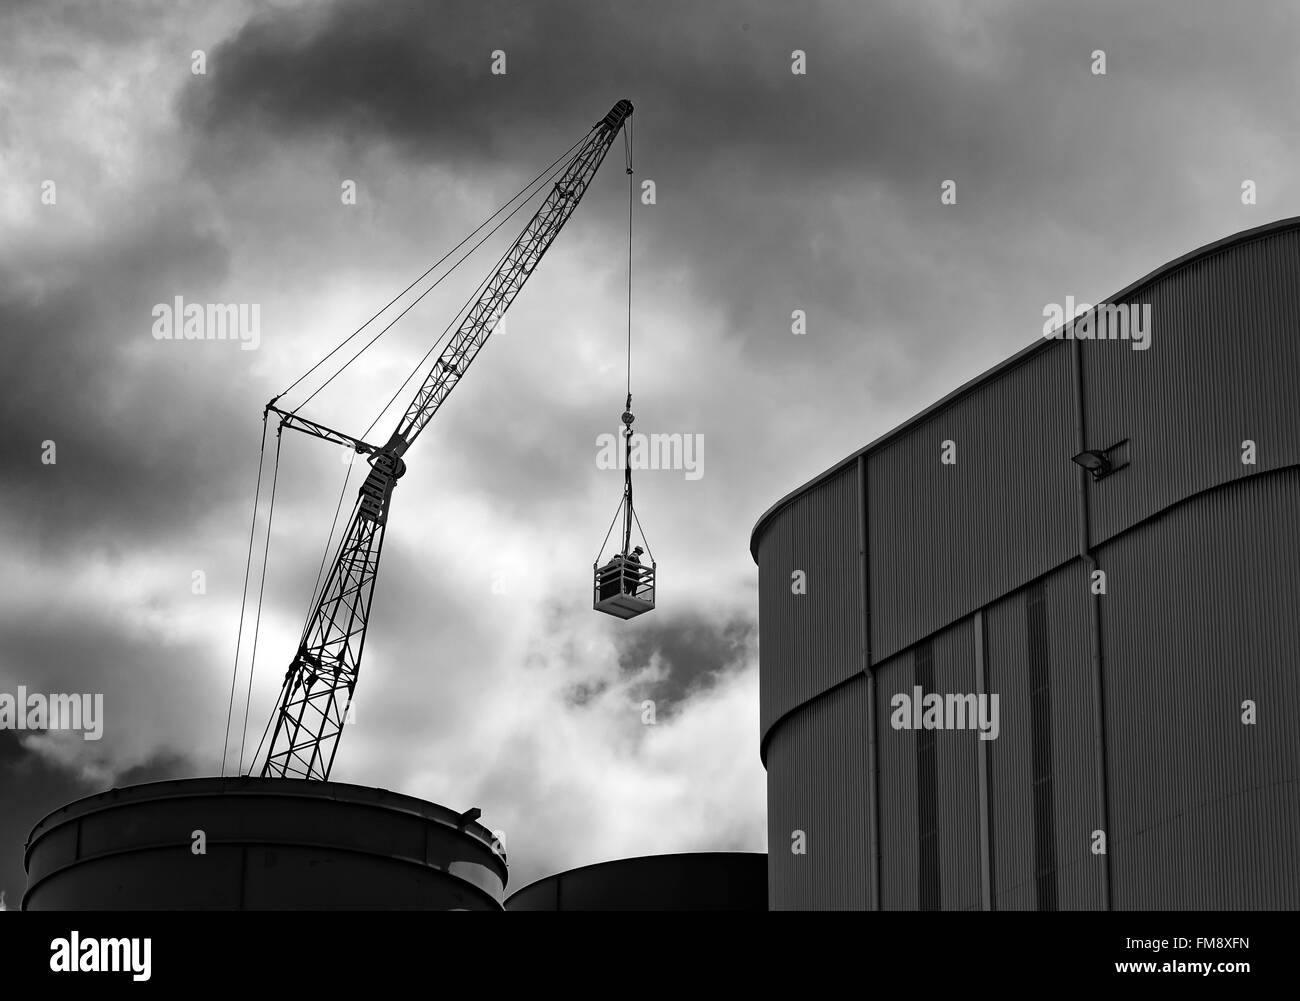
255, 100, 635, 780
356, 218, 521, 442
290, 143, 580, 418
281, 144, 590, 639
301, 463, 356, 642
276, 131, 592, 411
236, 426, 284, 775
221, 415, 270, 776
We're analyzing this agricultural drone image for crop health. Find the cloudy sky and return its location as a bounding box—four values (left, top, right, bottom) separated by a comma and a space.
1, 0, 1297, 905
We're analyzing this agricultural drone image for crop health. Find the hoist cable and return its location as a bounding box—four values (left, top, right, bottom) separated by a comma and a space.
625, 116, 634, 398
237, 426, 283, 776
288, 141, 584, 656
618, 117, 636, 554
221, 415, 270, 776
622, 425, 633, 555
284, 145, 584, 638
276, 130, 592, 406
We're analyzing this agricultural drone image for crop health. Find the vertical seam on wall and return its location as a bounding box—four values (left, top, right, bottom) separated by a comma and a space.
857, 454, 880, 910
975, 609, 994, 910
1028, 580, 1059, 910
915, 640, 940, 909
1071, 334, 1113, 911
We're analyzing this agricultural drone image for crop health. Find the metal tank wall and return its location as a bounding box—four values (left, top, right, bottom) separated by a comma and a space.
504, 852, 767, 911
24, 777, 508, 910
753, 218, 1300, 910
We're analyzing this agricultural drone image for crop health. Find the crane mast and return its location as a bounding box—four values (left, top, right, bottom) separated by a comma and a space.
260, 99, 634, 780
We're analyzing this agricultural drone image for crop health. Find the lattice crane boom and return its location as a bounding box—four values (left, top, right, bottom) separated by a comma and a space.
259, 99, 633, 780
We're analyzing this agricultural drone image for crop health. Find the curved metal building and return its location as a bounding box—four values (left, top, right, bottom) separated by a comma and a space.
24, 777, 507, 910
505, 852, 767, 911
751, 218, 1300, 910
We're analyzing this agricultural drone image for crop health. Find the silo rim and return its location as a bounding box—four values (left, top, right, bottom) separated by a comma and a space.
504, 850, 766, 907
25, 775, 504, 875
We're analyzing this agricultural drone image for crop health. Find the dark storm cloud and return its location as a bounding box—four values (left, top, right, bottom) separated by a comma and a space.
177, 0, 1300, 387
0, 207, 251, 555
174, 0, 911, 360
0, 729, 95, 909
613, 609, 755, 716
0, 729, 197, 910
0, 605, 229, 767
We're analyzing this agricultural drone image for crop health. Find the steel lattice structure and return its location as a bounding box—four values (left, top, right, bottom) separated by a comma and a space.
260, 99, 633, 779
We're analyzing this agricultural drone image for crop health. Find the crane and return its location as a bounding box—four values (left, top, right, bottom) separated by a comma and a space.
251, 99, 634, 781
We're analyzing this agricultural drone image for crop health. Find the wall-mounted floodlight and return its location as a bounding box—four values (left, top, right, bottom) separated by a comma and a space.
1071, 439, 1130, 482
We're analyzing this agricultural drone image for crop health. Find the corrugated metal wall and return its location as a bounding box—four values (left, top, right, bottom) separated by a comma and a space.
756, 219, 1300, 910
765, 673, 871, 910
754, 465, 862, 741
1098, 468, 1300, 909
984, 563, 1103, 910
1042, 562, 1103, 909
1083, 227, 1300, 547
866, 346, 1077, 662
875, 652, 918, 910
930, 619, 982, 911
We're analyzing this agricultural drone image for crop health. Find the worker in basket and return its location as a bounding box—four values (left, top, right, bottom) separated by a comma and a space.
598, 546, 644, 601
623, 546, 646, 595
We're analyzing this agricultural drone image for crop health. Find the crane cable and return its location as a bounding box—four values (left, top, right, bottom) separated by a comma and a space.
277, 131, 593, 413
291, 152, 576, 637
237, 426, 283, 775
598, 117, 653, 565
271, 140, 588, 640
220, 415, 269, 776
621, 116, 635, 556
220, 416, 284, 776
245, 144, 588, 772
625, 112, 634, 400
238, 135, 596, 769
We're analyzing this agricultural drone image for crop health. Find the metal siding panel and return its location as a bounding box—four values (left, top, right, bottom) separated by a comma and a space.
931, 619, 982, 911
1043, 561, 1105, 910
753, 221, 1300, 911
1083, 228, 1300, 546
756, 466, 862, 742
1100, 468, 1300, 909
874, 653, 918, 909
765, 674, 871, 910
985, 590, 1037, 910
867, 346, 1077, 662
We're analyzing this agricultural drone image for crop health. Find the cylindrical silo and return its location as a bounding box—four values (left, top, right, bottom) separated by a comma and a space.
505, 852, 767, 910
23, 776, 506, 910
